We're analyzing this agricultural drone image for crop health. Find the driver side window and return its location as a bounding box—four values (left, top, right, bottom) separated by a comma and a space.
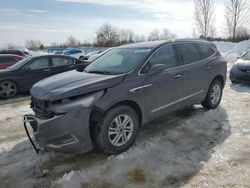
142, 45, 179, 73
26, 58, 50, 70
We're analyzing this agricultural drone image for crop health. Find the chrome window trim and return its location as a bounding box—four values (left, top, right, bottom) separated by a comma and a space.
151, 90, 204, 113
138, 42, 216, 75
129, 84, 153, 93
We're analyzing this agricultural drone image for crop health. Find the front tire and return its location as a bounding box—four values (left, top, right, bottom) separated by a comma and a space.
201, 79, 223, 110
95, 105, 140, 154
0, 80, 18, 99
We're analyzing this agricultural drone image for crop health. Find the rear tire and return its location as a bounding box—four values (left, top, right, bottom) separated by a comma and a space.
201, 79, 223, 110
94, 105, 140, 154
0, 80, 18, 99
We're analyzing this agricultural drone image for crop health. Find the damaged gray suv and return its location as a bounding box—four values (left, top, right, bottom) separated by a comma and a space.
24, 39, 227, 154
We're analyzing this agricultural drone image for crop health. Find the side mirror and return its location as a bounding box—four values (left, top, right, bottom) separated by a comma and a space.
76, 64, 88, 72
23, 66, 31, 72
149, 64, 166, 76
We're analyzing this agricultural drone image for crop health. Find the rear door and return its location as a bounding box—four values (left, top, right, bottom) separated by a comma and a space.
142, 44, 184, 117
174, 43, 211, 105
50, 56, 76, 76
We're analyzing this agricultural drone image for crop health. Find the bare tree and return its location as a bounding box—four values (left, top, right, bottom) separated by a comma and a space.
96, 24, 119, 47
148, 28, 176, 41
194, 0, 215, 38
160, 28, 176, 40
148, 29, 161, 41
225, 0, 249, 39
236, 26, 249, 38
2, 43, 19, 50
119, 29, 135, 44
134, 34, 146, 42
25, 39, 43, 50
66, 35, 80, 48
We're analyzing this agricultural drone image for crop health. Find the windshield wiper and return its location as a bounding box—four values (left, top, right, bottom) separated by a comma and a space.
86, 70, 111, 75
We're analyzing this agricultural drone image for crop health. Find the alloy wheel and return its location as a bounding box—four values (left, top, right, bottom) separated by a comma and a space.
108, 114, 134, 147
210, 84, 221, 105
0, 81, 17, 98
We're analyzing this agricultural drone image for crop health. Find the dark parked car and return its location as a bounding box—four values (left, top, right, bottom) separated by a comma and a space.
0, 49, 30, 57
230, 51, 250, 83
0, 55, 89, 98
0, 54, 24, 69
24, 39, 227, 154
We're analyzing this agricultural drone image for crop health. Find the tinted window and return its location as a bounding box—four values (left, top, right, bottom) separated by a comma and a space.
0, 57, 17, 64
52, 57, 74, 67
26, 58, 50, 70
144, 45, 179, 72
175, 43, 201, 64
197, 44, 215, 59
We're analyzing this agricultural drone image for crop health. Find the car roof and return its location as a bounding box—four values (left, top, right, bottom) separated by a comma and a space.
31, 54, 76, 59
119, 39, 213, 49
0, 54, 23, 57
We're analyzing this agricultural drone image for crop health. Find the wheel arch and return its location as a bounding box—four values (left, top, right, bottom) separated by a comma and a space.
213, 75, 225, 87
89, 100, 143, 128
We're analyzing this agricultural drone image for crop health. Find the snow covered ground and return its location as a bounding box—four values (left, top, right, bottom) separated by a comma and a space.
0, 40, 250, 188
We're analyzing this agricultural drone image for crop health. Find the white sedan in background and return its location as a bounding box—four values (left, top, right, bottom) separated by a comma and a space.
88, 48, 112, 62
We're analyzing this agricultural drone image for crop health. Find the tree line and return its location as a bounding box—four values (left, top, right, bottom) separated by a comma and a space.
2, 0, 249, 50
194, 0, 249, 41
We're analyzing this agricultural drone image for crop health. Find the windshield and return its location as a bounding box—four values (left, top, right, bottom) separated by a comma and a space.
85, 48, 150, 75
241, 51, 250, 60
8, 57, 32, 70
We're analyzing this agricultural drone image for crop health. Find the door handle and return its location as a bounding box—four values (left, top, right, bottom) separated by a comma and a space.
174, 74, 182, 79
68, 65, 75, 68
206, 66, 211, 70
44, 69, 51, 72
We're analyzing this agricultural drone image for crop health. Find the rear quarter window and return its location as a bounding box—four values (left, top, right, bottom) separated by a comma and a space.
197, 43, 215, 59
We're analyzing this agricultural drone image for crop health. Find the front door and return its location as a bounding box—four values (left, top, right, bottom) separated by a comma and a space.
18, 57, 52, 90
142, 44, 183, 118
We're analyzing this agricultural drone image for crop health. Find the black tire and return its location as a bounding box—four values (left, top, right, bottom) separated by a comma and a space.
201, 79, 223, 110
0, 80, 18, 99
94, 105, 140, 154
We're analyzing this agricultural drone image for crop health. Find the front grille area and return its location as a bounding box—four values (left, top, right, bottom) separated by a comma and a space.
31, 97, 54, 119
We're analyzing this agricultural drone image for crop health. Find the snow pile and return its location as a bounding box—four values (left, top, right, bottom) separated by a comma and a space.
214, 40, 250, 63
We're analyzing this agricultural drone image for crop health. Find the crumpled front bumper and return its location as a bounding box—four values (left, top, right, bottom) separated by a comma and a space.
24, 105, 93, 153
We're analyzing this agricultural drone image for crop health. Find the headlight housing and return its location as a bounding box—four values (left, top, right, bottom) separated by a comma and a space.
50, 90, 104, 114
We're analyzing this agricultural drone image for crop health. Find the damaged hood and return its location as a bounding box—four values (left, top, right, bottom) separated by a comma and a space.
30, 70, 126, 101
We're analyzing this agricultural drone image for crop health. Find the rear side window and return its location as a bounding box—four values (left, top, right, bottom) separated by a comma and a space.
0, 57, 17, 64
52, 57, 74, 67
197, 44, 215, 59
175, 43, 201, 65
144, 45, 179, 72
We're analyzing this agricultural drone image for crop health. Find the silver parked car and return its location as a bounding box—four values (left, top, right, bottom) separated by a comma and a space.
24, 39, 227, 154
230, 50, 250, 83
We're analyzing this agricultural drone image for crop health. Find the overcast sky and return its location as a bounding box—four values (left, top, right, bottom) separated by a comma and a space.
0, 0, 227, 46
